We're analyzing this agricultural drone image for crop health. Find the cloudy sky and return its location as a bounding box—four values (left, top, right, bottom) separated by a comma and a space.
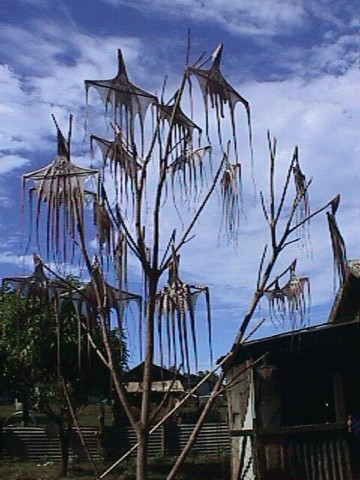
0, 0, 358, 368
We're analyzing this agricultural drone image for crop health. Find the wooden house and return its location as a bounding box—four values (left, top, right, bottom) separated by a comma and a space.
226, 261, 360, 479
116, 363, 185, 424
123, 362, 185, 397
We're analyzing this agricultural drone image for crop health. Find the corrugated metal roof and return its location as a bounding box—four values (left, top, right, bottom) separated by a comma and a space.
229, 318, 360, 364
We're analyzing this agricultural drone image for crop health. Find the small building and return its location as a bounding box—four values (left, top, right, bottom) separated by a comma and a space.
118, 363, 185, 424
226, 261, 360, 479
124, 362, 185, 396
123, 363, 216, 397
121, 363, 225, 423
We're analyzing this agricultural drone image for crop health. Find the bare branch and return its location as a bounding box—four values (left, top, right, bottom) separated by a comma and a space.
281, 237, 300, 250
265, 259, 297, 291
268, 133, 277, 250
150, 368, 180, 424
152, 72, 188, 271
159, 229, 176, 271
161, 152, 227, 273
242, 318, 266, 343
260, 191, 269, 223
287, 195, 336, 237
61, 377, 99, 479
72, 202, 139, 432
101, 186, 141, 260
274, 147, 298, 224
113, 204, 143, 263
256, 244, 268, 290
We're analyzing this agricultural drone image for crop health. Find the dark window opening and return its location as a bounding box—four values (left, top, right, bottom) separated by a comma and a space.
343, 361, 360, 417
279, 359, 336, 426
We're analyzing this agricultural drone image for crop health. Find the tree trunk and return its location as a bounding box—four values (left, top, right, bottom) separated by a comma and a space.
136, 276, 158, 480
136, 425, 149, 480
21, 381, 30, 427
59, 422, 72, 477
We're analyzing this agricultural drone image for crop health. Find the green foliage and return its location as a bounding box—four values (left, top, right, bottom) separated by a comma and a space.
0, 291, 54, 392
0, 288, 128, 414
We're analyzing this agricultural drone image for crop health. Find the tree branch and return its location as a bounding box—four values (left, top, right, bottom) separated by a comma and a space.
161, 152, 226, 273
274, 147, 298, 224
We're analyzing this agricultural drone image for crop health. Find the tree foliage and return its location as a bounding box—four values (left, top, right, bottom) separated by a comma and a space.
0, 286, 128, 476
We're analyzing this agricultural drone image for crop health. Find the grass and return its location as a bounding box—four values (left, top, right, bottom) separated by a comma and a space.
1, 405, 230, 479
0, 456, 230, 480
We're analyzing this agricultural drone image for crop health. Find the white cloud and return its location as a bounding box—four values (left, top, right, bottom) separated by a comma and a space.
0, 250, 88, 281
0, 154, 29, 175
102, 0, 307, 35
0, 25, 146, 173
0, 252, 34, 269
102, 0, 353, 37
0, 11, 358, 366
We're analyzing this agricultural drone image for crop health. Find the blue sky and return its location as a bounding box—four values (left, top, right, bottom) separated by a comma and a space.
0, 0, 358, 369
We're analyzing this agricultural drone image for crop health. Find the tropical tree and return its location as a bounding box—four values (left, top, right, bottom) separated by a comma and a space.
0, 284, 128, 477
0, 290, 53, 427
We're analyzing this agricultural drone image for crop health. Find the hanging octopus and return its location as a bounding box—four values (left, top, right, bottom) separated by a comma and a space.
90, 124, 142, 204
22, 116, 99, 260
264, 263, 311, 329
292, 149, 311, 251
2, 254, 69, 307
168, 145, 212, 206
327, 195, 347, 287
187, 43, 253, 164
220, 159, 242, 243
85, 49, 158, 151
155, 246, 212, 372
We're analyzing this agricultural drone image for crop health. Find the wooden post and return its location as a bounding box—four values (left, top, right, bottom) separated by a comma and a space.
333, 371, 346, 423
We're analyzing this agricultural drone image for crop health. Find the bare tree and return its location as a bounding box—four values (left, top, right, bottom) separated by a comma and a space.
17, 40, 255, 480
15, 37, 345, 480
164, 134, 342, 480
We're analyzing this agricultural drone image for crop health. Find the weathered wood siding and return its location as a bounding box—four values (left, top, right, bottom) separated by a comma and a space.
257, 429, 353, 480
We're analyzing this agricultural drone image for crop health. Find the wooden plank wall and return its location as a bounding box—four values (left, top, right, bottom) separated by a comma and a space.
260, 433, 353, 480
